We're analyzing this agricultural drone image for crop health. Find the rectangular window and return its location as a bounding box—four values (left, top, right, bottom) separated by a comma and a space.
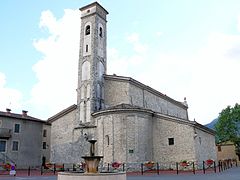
218, 145, 222, 152
14, 124, 20, 133
168, 138, 174, 145
86, 45, 88, 52
0, 140, 6, 152
12, 141, 19, 151
43, 142, 46, 149
43, 129, 47, 137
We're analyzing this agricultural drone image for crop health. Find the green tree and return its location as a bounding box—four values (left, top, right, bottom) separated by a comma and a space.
215, 103, 240, 159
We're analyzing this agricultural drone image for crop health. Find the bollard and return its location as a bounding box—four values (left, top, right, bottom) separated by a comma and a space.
122, 163, 125, 172
107, 163, 110, 172
62, 164, 64, 172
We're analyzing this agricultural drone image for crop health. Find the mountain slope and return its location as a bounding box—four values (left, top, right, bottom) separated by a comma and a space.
205, 118, 218, 130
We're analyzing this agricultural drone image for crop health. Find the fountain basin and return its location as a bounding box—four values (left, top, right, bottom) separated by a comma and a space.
58, 172, 126, 180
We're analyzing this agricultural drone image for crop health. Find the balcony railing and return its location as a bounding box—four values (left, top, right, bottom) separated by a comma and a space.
0, 128, 12, 139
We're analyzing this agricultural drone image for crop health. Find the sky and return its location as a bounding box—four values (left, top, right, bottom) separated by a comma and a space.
1, 0, 240, 124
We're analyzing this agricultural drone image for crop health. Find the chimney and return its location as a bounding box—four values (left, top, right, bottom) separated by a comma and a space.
22, 110, 28, 117
6, 108, 11, 114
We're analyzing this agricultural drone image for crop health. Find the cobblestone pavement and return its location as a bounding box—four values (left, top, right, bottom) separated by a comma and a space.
0, 167, 239, 180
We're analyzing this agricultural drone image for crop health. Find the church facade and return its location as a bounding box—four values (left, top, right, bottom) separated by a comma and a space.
48, 2, 216, 166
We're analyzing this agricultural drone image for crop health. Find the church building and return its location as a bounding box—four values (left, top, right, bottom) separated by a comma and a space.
48, 2, 216, 166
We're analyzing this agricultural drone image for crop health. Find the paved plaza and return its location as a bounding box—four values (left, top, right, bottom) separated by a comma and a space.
0, 167, 239, 180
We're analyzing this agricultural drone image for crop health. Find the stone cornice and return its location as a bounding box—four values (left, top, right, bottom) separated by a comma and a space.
92, 107, 215, 136
92, 106, 154, 117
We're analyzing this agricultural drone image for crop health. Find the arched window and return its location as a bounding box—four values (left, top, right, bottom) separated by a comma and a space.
99, 27, 103, 37
85, 25, 90, 35
105, 135, 110, 146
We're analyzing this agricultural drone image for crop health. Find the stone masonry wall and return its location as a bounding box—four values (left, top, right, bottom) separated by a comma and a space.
153, 117, 196, 163
104, 78, 188, 120
129, 83, 188, 120
50, 109, 76, 163
104, 80, 130, 107
194, 128, 217, 163
96, 111, 153, 164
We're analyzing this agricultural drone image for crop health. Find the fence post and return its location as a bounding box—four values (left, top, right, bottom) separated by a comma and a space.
192, 162, 195, 174
54, 164, 56, 175
41, 165, 43, 175
203, 161, 205, 174
28, 166, 30, 176
141, 163, 143, 175
176, 162, 178, 175
107, 163, 110, 172
156, 162, 159, 175
213, 161, 216, 173
218, 161, 221, 172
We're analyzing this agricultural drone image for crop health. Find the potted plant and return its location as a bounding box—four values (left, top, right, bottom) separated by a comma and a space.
112, 161, 121, 169
180, 160, 188, 167
206, 159, 214, 166
144, 161, 155, 169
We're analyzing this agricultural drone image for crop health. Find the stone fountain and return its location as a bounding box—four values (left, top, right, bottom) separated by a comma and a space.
58, 139, 126, 180
81, 139, 103, 173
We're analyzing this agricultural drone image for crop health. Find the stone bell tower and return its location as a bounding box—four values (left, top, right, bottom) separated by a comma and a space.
77, 2, 108, 125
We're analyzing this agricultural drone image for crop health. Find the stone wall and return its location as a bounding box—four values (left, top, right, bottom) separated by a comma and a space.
129, 83, 188, 119
95, 110, 153, 163
50, 109, 76, 163
194, 128, 217, 163
104, 77, 188, 120
153, 117, 196, 163
104, 79, 130, 107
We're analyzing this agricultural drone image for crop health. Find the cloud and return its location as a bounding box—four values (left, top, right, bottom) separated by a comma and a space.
156, 31, 163, 37
126, 33, 147, 54
29, 9, 240, 124
107, 30, 240, 124
0, 72, 23, 111
30, 9, 80, 119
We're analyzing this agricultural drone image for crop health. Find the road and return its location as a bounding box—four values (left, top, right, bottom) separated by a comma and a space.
0, 167, 239, 180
